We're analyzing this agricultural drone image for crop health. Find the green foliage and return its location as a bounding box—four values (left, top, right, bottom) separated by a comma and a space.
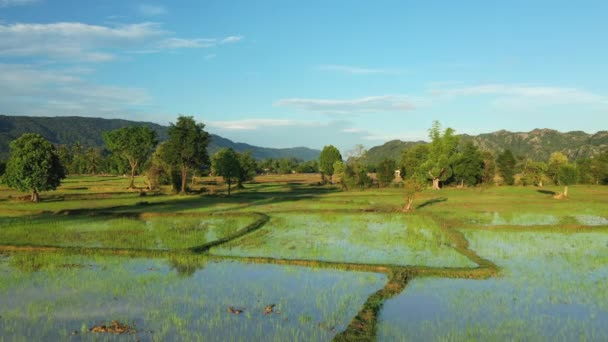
577, 151, 608, 184
376, 159, 397, 187
3, 133, 65, 201
421, 121, 459, 188
452, 142, 484, 186
319, 145, 342, 177
400, 144, 429, 179
558, 164, 578, 186
295, 160, 319, 173
547, 151, 568, 185
212, 148, 241, 195
496, 149, 516, 185
520, 160, 547, 186
164, 116, 210, 194
481, 151, 496, 184
237, 152, 257, 187
0, 115, 319, 165
103, 125, 158, 188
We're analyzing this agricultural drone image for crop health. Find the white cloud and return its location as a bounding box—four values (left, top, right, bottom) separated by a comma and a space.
0, 0, 36, 7
0, 22, 165, 61
137, 4, 167, 16
317, 64, 397, 75
220, 35, 243, 44
274, 95, 416, 114
0, 21, 243, 61
0, 63, 152, 116
158, 37, 217, 49
434, 84, 607, 106
208, 119, 319, 130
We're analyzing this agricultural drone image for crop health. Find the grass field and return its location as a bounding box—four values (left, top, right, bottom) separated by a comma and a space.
0, 174, 607, 340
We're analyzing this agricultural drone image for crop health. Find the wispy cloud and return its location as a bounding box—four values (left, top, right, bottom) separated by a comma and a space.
0, 63, 151, 116
317, 64, 398, 75
208, 119, 319, 130
274, 95, 416, 114
0, 22, 243, 61
221, 35, 243, 44
433, 83, 607, 106
0, 0, 37, 7
137, 4, 167, 16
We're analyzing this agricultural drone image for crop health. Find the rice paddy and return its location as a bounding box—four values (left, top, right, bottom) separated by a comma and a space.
0, 174, 607, 340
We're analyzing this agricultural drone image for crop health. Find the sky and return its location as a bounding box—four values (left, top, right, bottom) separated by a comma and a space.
1, 0, 607, 153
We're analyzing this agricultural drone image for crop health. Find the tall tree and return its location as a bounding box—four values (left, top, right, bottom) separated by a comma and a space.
376, 158, 397, 187
212, 148, 240, 195
496, 149, 516, 185
421, 121, 459, 190
103, 126, 158, 188
400, 144, 429, 179
164, 116, 210, 194
237, 152, 257, 188
452, 142, 484, 187
481, 151, 496, 184
318, 145, 342, 183
3, 133, 65, 202
547, 152, 568, 185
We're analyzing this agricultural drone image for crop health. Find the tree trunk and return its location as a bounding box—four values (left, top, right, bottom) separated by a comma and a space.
180, 166, 188, 194
563, 186, 568, 198
31, 189, 40, 202
432, 178, 440, 190
129, 162, 137, 189
538, 180, 543, 187
402, 196, 414, 212
227, 180, 231, 195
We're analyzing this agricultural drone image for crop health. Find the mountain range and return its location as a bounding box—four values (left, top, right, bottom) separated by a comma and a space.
366, 128, 608, 165
0, 115, 320, 161
1, 115, 606, 164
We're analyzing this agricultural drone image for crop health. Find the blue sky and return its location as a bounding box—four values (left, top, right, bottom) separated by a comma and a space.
1, 1, 607, 153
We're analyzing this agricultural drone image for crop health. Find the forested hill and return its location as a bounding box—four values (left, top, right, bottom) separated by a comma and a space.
0, 115, 320, 161
366, 128, 608, 165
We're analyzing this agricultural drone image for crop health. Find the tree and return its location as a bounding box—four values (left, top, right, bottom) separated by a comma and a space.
547, 152, 568, 185
3, 133, 65, 202
212, 148, 240, 195
376, 158, 397, 187
555, 164, 578, 198
318, 145, 342, 183
400, 144, 429, 179
452, 142, 484, 187
85, 147, 103, 174
421, 121, 459, 190
521, 160, 547, 187
402, 177, 425, 212
496, 149, 516, 185
237, 152, 257, 188
481, 151, 496, 184
103, 126, 158, 188
163, 116, 210, 194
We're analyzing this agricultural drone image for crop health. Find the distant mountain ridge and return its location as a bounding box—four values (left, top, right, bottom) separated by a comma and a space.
366, 128, 608, 165
0, 115, 320, 161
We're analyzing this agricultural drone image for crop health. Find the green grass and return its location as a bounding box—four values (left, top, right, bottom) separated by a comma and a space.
0, 252, 386, 341
211, 213, 477, 268
1, 174, 608, 340
0, 213, 258, 250
376, 229, 608, 341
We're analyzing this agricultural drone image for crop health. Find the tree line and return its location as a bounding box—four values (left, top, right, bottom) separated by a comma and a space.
0, 115, 320, 201
2, 118, 607, 202
319, 121, 608, 193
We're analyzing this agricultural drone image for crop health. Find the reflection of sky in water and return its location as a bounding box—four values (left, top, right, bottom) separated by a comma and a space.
0, 255, 385, 341
377, 231, 608, 341
212, 214, 476, 268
